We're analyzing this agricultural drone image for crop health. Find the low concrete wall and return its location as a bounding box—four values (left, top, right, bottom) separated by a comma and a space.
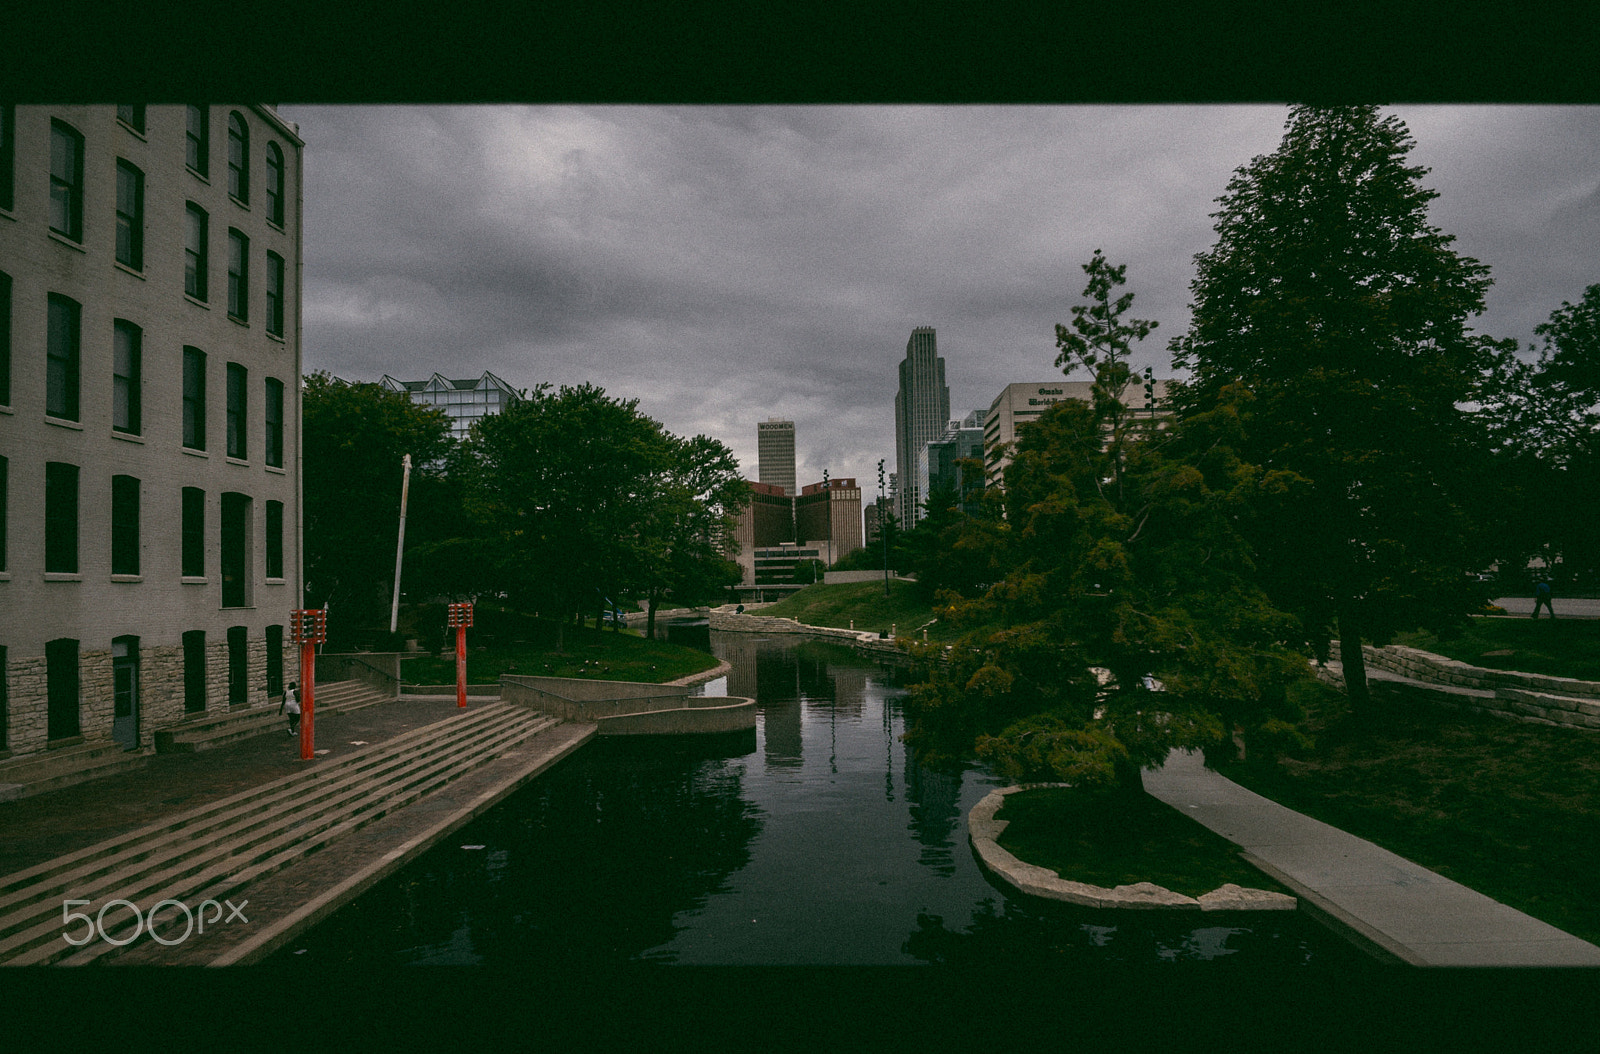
402, 684, 501, 697
822, 570, 913, 585
1325, 642, 1600, 731
499, 674, 754, 736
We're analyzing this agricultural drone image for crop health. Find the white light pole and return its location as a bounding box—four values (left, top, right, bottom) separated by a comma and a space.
389, 454, 412, 635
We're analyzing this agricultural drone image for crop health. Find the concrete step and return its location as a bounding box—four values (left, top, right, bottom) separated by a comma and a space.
46, 714, 557, 965
0, 705, 552, 964
51, 716, 563, 966
0, 741, 155, 802
152, 680, 390, 753
0, 704, 534, 911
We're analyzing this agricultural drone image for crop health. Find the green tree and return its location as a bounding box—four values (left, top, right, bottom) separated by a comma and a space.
634, 433, 750, 638
1169, 105, 1496, 716
905, 255, 1309, 793
301, 372, 453, 627
460, 383, 673, 649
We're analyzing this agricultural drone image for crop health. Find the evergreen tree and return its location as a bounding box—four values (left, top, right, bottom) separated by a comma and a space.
1169, 105, 1494, 715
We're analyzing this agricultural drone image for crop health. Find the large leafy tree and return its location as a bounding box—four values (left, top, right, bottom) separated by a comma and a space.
633, 432, 750, 638
1168, 105, 1495, 715
301, 372, 453, 626
459, 383, 672, 646
1473, 285, 1600, 584
905, 256, 1309, 793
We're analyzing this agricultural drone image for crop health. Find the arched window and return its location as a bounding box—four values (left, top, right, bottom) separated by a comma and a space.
227, 111, 249, 202
265, 141, 284, 226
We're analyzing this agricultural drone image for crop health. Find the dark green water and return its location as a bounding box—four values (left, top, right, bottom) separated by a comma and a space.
271, 634, 1369, 966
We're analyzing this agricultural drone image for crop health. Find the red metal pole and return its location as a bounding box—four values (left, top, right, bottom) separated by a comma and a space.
456, 622, 467, 708
299, 639, 316, 760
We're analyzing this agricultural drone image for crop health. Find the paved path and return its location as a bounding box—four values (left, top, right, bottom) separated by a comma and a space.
1145, 749, 1600, 966
1490, 596, 1600, 619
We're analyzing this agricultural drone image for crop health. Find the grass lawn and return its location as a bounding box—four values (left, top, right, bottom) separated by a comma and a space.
1218, 685, 1600, 945
399, 622, 719, 685
995, 786, 1292, 898
751, 580, 964, 642
1393, 616, 1600, 682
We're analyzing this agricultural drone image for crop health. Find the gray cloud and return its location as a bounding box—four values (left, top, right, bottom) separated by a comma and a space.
279, 104, 1600, 488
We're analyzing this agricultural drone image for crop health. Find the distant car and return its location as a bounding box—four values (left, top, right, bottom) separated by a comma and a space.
601, 610, 627, 628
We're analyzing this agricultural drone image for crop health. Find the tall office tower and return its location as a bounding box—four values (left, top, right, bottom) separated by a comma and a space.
0, 105, 305, 773
757, 418, 797, 496
893, 326, 949, 524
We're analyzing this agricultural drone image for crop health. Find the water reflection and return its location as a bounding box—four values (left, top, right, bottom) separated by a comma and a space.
275, 633, 1366, 967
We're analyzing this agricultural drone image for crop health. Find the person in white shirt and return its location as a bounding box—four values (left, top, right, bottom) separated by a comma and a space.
280, 682, 301, 736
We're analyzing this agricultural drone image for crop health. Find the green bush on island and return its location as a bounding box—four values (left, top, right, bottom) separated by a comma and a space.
750, 580, 967, 643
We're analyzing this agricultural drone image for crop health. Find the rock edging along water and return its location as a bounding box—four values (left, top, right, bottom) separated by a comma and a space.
967, 787, 1297, 912
1323, 641, 1600, 731
708, 608, 914, 660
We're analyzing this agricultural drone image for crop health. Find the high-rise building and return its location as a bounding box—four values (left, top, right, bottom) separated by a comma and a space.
0, 104, 304, 774
893, 326, 949, 525
916, 411, 985, 521
379, 371, 519, 443
757, 418, 796, 496
983, 378, 1174, 487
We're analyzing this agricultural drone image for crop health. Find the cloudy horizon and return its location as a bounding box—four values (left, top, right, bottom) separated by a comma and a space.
278, 103, 1600, 491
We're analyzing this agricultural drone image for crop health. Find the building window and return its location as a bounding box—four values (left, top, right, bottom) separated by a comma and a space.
266, 499, 283, 578
227, 112, 249, 203
221, 492, 251, 608
49, 120, 84, 241
186, 105, 208, 177
265, 251, 284, 337
227, 229, 248, 321
113, 319, 141, 435
46, 294, 80, 421
112, 474, 140, 575
46, 638, 80, 740
185, 203, 208, 301
182, 486, 205, 576
227, 626, 248, 705
182, 630, 206, 713
45, 462, 79, 573
265, 377, 284, 467
117, 105, 146, 134
1, 269, 10, 405
266, 625, 283, 697
183, 346, 206, 450
1, 104, 13, 211
0, 455, 7, 572
265, 141, 284, 226
226, 362, 247, 459
115, 160, 144, 270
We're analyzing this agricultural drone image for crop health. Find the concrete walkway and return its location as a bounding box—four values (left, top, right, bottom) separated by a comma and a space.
1145, 749, 1600, 966
1490, 596, 1600, 619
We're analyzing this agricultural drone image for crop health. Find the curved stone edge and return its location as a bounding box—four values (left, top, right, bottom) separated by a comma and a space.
968, 787, 1296, 912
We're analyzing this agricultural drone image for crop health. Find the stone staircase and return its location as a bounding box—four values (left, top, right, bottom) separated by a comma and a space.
0, 701, 557, 966
0, 741, 153, 803
0, 681, 393, 804
152, 680, 389, 754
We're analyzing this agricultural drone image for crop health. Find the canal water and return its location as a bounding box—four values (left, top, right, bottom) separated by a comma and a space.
271, 634, 1368, 966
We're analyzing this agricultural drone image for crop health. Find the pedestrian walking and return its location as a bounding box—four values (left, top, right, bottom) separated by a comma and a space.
281, 682, 301, 736
1532, 579, 1555, 619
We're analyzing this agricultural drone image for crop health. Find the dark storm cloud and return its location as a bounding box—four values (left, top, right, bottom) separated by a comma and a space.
278, 104, 1600, 487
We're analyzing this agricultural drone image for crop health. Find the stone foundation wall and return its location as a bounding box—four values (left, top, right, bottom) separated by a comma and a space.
1326, 642, 1600, 731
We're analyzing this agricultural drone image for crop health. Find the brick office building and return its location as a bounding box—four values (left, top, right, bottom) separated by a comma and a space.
0, 104, 304, 768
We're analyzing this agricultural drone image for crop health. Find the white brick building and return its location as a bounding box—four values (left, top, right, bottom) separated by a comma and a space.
0, 104, 304, 760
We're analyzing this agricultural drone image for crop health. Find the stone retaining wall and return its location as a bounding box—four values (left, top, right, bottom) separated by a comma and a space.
707, 609, 915, 661
499, 674, 755, 735
1325, 642, 1600, 731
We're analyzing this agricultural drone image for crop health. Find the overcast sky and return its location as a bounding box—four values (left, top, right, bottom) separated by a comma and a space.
276, 104, 1600, 490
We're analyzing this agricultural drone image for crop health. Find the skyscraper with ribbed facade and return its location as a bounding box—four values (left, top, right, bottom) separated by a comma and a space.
893, 326, 949, 525
757, 418, 796, 496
